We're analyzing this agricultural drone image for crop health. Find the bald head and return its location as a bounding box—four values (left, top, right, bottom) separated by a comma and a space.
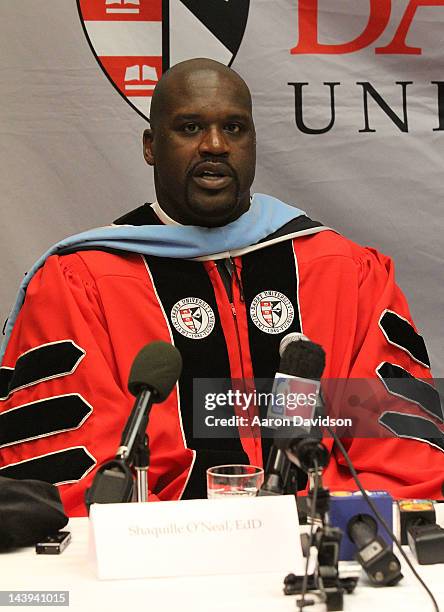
149, 58, 252, 130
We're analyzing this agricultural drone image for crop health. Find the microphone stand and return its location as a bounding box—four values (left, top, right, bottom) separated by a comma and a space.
84, 340, 182, 510
258, 446, 300, 496
283, 459, 358, 611
117, 408, 151, 503
306, 467, 330, 524
134, 434, 149, 503
85, 398, 153, 509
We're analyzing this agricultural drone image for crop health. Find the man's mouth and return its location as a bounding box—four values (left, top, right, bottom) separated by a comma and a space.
191, 162, 234, 191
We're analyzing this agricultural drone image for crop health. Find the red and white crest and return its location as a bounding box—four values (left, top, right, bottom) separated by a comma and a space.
179, 306, 203, 334
171, 298, 215, 339
76, 0, 250, 122
250, 291, 295, 335
260, 299, 283, 329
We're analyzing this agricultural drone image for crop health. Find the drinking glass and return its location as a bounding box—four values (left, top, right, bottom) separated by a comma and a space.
206, 464, 264, 499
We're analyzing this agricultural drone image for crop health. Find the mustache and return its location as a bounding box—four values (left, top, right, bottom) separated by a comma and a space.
187, 158, 237, 180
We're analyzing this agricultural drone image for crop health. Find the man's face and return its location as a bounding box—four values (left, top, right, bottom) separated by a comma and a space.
144, 70, 256, 227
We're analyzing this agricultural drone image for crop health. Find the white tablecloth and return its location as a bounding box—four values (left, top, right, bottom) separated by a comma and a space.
2, 514, 444, 612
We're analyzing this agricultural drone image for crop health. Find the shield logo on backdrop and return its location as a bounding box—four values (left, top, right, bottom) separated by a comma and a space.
76, 0, 250, 122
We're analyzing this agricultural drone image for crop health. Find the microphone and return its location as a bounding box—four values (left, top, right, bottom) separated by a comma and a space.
347, 513, 403, 585
274, 333, 329, 472
278, 332, 325, 379
85, 341, 182, 508
278, 332, 310, 357
259, 334, 328, 496
117, 341, 182, 462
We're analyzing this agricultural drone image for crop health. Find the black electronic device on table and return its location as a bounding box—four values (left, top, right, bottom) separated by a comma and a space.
35, 531, 71, 555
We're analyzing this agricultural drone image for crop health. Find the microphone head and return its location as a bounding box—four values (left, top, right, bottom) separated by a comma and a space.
274, 435, 330, 471
279, 332, 309, 357
347, 514, 378, 546
279, 337, 326, 380
128, 341, 182, 402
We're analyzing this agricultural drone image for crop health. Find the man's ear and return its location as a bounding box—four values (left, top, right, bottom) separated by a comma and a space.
143, 128, 155, 166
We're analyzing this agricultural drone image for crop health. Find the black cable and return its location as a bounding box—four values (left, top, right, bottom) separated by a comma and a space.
327, 426, 440, 612
297, 459, 320, 611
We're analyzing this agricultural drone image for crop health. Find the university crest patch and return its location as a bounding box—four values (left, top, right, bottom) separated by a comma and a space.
250, 290, 294, 335
171, 298, 215, 339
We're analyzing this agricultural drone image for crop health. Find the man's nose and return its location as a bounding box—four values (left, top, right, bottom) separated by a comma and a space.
198, 126, 229, 156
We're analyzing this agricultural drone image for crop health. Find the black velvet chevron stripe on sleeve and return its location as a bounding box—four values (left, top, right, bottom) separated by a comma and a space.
0, 368, 13, 399
379, 412, 444, 453
0, 341, 85, 399
0, 448, 96, 484
379, 310, 430, 367
0, 395, 92, 448
377, 362, 443, 422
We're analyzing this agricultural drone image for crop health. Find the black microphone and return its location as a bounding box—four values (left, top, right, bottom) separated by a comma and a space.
273, 333, 329, 473
85, 341, 182, 508
117, 341, 182, 462
278, 332, 325, 380
347, 514, 403, 585
259, 334, 328, 495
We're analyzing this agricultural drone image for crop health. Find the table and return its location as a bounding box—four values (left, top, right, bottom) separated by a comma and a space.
2, 514, 444, 612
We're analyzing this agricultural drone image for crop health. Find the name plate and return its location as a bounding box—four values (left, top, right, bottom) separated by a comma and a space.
89, 496, 303, 580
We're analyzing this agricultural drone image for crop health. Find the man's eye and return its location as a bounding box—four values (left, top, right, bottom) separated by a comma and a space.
182, 123, 201, 134
225, 123, 241, 134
